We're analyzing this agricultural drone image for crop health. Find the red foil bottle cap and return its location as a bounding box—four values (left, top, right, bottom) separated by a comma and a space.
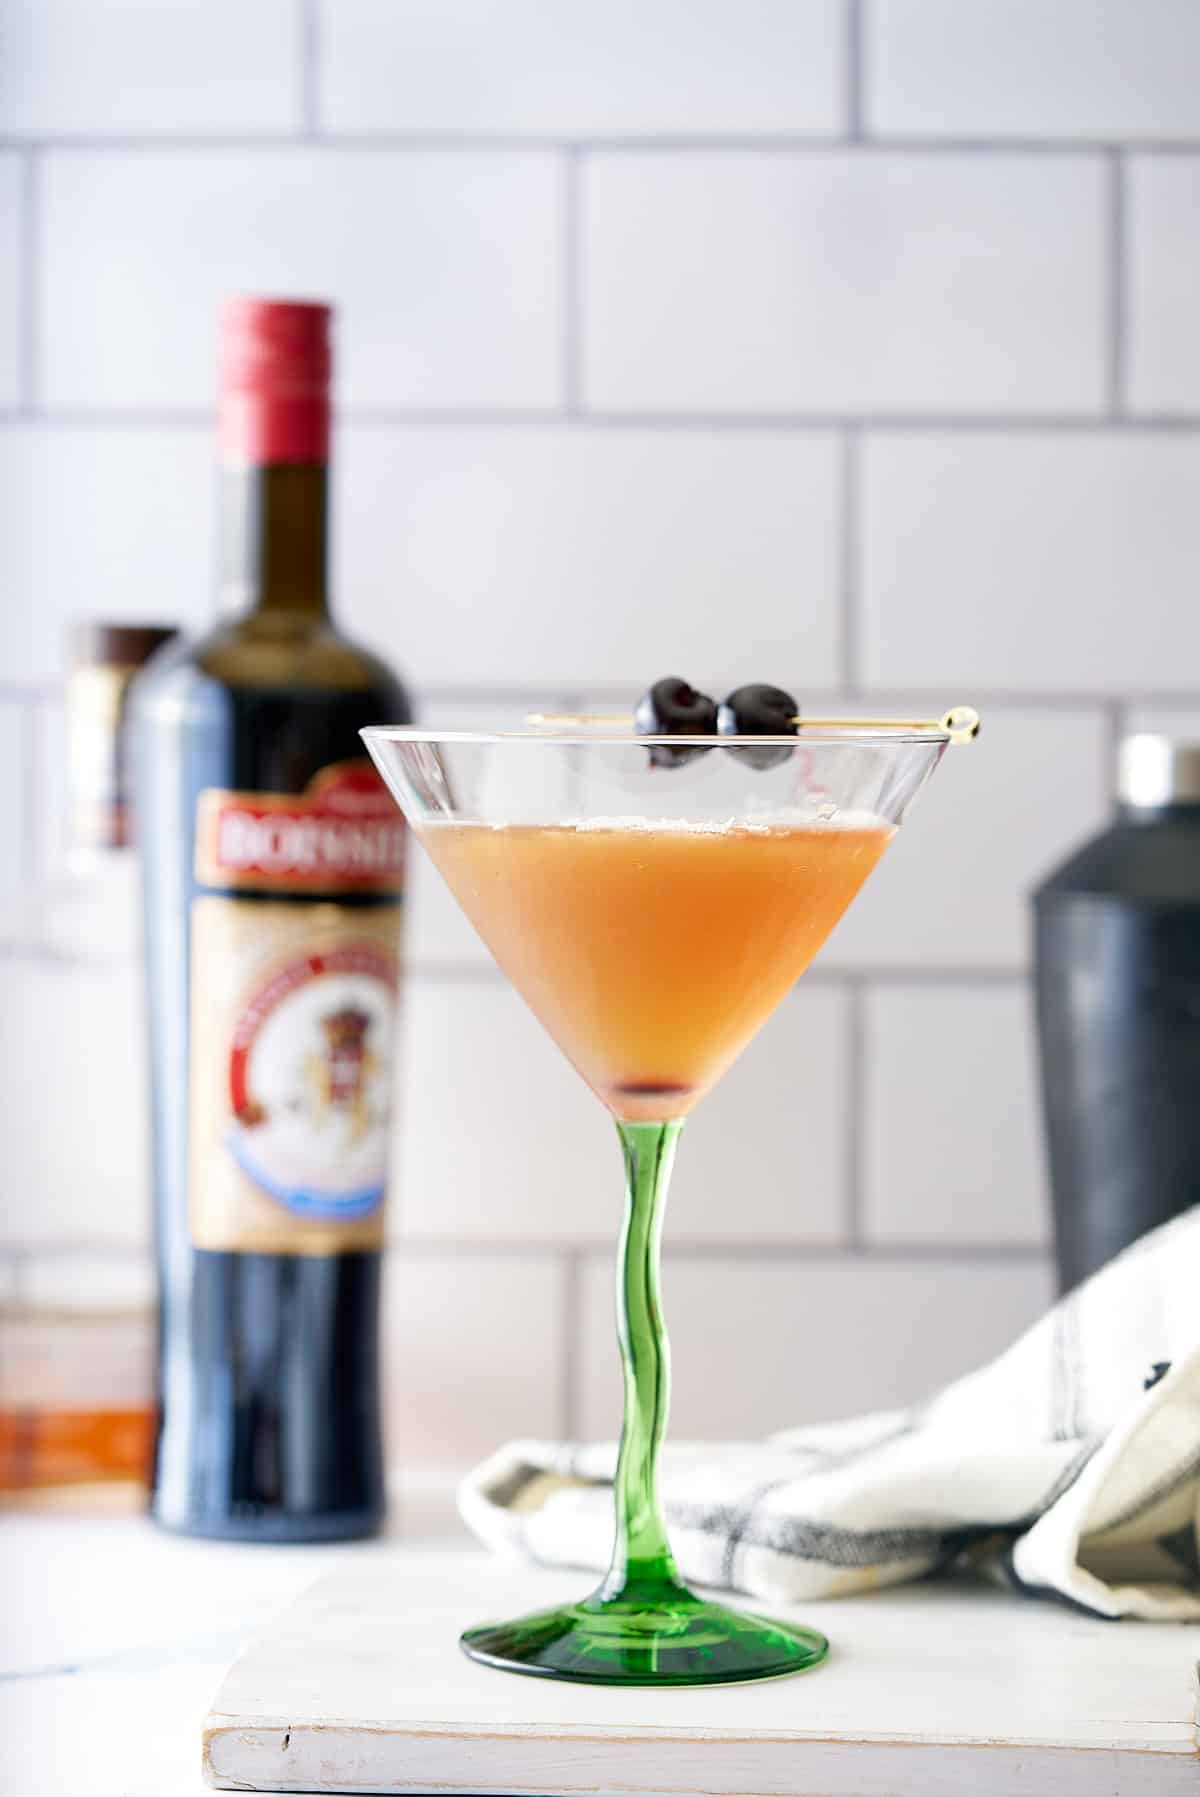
219, 297, 331, 467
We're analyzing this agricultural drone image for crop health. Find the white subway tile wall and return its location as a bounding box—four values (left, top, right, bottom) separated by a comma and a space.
402, 974, 846, 1245
0, 156, 22, 408
399, 977, 615, 1243
337, 427, 841, 688
2, 0, 1197, 1470
21, 1251, 156, 1312
320, 0, 845, 139
0, 426, 212, 681
0, 700, 30, 909
30, 690, 66, 883
382, 1254, 566, 1464
0, 962, 149, 1249
40, 151, 563, 409
1122, 705, 1200, 743
1127, 156, 1200, 414
817, 700, 1109, 971
669, 985, 848, 1245
860, 434, 1200, 692
0, 0, 302, 136
867, 0, 1200, 142
582, 153, 1106, 415
862, 985, 1048, 1247
578, 1256, 1055, 1439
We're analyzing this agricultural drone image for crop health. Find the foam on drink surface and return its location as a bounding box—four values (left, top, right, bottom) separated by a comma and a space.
421, 809, 893, 836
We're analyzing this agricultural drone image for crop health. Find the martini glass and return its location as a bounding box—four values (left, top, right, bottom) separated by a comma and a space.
364, 719, 958, 1685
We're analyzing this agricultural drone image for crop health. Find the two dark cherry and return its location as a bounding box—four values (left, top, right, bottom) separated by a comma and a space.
634, 678, 719, 767
636, 678, 798, 770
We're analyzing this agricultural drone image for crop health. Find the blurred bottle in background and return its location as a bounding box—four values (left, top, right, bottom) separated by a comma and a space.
1, 623, 173, 1499
41, 623, 176, 961
132, 299, 411, 1541
0, 1263, 156, 1501
1035, 735, 1200, 1294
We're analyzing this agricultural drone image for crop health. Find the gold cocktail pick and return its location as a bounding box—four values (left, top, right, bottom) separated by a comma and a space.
527, 705, 982, 745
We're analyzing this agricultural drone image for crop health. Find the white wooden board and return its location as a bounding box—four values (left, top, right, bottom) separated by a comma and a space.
204, 1547, 1199, 1795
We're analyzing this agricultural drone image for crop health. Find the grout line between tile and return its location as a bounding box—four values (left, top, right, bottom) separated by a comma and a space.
277, 683, 1200, 711
684, 1239, 1051, 1262
560, 685, 1200, 710
20, 692, 40, 892
838, 427, 860, 694
387, 1237, 605, 1260
403, 961, 1035, 990
563, 149, 583, 414
1107, 149, 1127, 416
14, 408, 1200, 434
1, 1248, 29, 1306
0, 948, 1037, 984
843, 976, 866, 1247
385, 1235, 1050, 1261
407, 963, 506, 986
5, 680, 1197, 715
0, 680, 62, 704
422, 683, 579, 708
558, 690, 587, 814
845, 0, 864, 142
811, 966, 1031, 986
5, 133, 1200, 154
299, 0, 321, 137
19, 149, 37, 413
860, 136, 1200, 156
660, 1240, 1052, 1262
0, 1238, 151, 1261
1102, 698, 1125, 800
560, 411, 1198, 432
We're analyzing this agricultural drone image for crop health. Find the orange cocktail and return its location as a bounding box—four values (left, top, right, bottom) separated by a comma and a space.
420, 818, 891, 1121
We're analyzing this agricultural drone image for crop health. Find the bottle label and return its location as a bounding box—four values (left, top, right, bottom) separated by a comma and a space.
188, 761, 403, 1254
195, 760, 405, 894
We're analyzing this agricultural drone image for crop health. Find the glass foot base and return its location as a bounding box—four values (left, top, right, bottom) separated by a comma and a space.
460, 1585, 829, 1686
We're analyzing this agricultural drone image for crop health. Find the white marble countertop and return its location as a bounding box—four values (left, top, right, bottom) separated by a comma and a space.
4, 1500, 1198, 1796
0, 1485, 468, 1797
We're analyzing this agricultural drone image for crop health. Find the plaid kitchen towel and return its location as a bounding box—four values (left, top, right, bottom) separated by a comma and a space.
460, 1208, 1200, 1620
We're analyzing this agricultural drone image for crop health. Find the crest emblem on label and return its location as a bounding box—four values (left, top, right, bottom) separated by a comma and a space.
188, 761, 405, 1253
224, 940, 397, 1221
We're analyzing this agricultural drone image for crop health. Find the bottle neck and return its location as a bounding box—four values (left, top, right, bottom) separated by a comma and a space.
219, 461, 330, 622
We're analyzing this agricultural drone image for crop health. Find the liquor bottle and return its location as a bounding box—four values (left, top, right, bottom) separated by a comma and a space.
1, 622, 173, 1498
44, 622, 178, 959
132, 300, 411, 1539
0, 621, 175, 959
1034, 735, 1200, 1293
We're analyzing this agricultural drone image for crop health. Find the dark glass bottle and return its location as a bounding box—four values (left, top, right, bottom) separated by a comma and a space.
1034, 736, 1200, 1295
132, 300, 410, 1539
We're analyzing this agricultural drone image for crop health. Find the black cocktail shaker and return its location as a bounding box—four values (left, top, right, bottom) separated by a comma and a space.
1034, 736, 1200, 1293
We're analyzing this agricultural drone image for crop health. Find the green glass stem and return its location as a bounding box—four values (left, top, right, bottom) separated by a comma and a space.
599, 1119, 689, 1607
457, 1115, 830, 1683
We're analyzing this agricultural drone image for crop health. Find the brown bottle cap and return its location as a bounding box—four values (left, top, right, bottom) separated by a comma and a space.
70, 621, 177, 670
